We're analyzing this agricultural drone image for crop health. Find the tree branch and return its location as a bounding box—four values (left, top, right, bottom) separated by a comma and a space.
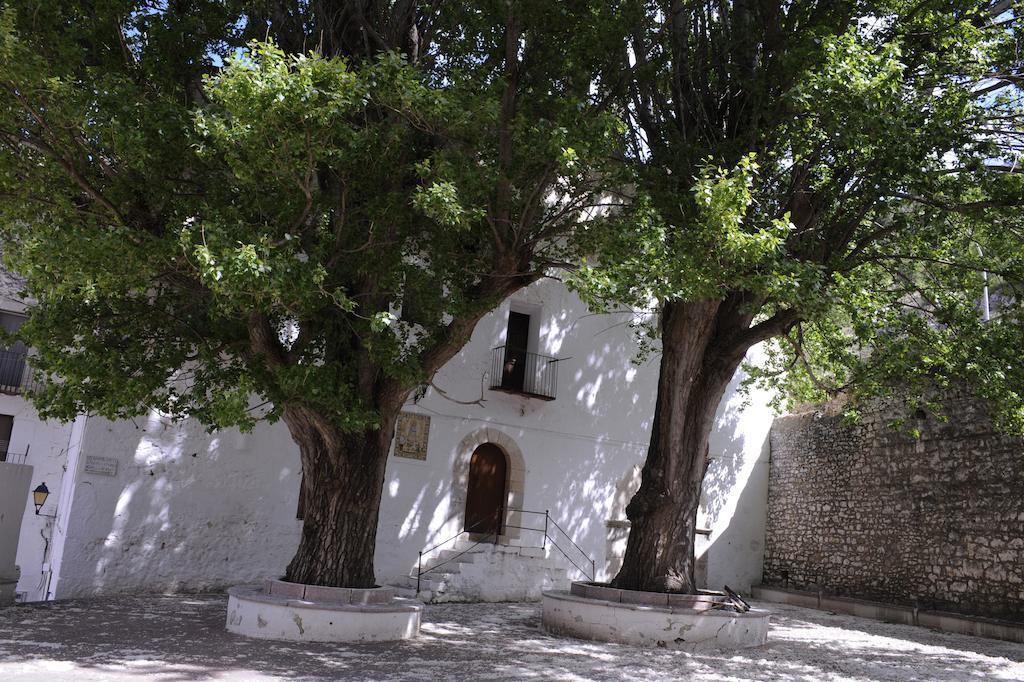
727, 308, 801, 356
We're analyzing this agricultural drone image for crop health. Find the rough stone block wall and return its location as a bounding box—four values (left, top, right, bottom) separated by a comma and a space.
763, 389, 1024, 621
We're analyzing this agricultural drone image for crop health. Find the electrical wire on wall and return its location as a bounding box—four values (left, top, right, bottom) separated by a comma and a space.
33, 523, 50, 596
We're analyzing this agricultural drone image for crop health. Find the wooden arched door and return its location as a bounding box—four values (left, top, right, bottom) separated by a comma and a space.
464, 443, 507, 537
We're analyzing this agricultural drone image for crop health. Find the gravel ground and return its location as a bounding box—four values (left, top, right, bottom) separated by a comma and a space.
0, 595, 1022, 681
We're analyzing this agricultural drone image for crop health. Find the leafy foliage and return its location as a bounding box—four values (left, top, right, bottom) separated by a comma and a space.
575, 0, 1024, 431
0, 1, 628, 434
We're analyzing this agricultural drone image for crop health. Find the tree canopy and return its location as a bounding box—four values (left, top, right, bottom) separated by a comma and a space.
0, 1, 627, 432
556, 0, 1024, 593
0, 0, 635, 587
2, 0, 1022, 592
575, 0, 1024, 430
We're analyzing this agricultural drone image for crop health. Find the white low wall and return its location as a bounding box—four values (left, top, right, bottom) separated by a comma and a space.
0, 394, 76, 602
0, 461, 32, 603
226, 585, 422, 642
542, 589, 770, 651
753, 585, 1024, 645
53, 415, 303, 598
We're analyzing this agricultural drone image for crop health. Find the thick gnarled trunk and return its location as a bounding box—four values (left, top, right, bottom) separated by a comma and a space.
281, 406, 399, 588
612, 298, 752, 593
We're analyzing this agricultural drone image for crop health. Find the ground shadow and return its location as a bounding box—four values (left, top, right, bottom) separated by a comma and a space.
0, 596, 1020, 681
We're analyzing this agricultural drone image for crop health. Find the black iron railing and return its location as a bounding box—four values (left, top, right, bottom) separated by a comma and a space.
0, 445, 29, 464
414, 507, 594, 594
506, 508, 596, 582
0, 350, 36, 395
489, 346, 558, 400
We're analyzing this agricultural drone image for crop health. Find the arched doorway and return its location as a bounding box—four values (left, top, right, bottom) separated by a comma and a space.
464, 443, 508, 537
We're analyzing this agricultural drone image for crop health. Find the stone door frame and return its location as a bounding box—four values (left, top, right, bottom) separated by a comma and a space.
451, 427, 526, 542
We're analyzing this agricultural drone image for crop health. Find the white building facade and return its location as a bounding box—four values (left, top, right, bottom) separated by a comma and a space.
1, 277, 776, 602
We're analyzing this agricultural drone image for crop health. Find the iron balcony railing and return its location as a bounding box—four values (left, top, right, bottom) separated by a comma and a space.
0, 445, 29, 464
489, 346, 557, 400
0, 350, 38, 395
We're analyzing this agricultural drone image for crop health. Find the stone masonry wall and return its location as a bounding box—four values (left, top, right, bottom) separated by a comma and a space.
763, 389, 1024, 621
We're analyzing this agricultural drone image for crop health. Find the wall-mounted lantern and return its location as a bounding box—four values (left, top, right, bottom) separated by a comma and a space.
32, 482, 49, 515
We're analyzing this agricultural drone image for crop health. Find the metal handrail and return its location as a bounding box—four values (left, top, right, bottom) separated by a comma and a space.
418, 531, 500, 591
414, 506, 595, 594
419, 512, 499, 557
417, 512, 504, 593
546, 515, 593, 571
506, 507, 594, 577
546, 532, 596, 581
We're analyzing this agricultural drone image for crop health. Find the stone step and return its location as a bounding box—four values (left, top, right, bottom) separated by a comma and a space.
391, 574, 447, 593
430, 549, 483, 565
450, 540, 498, 554
390, 540, 582, 604
450, 537, 535, 552
519, 546, 545, 559
419, 552, 572, 583
392, 585, 420, 600
391, 571, 572, 605
448, 540, 551, 559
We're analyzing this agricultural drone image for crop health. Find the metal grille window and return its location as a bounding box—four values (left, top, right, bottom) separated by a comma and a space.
489, 346, 558, 400
0, 311, 29, 393
0, 414, 13, 463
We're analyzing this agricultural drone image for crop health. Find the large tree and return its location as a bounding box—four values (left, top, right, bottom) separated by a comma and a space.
0, 1, 630, 587
576, 0, 1024, 593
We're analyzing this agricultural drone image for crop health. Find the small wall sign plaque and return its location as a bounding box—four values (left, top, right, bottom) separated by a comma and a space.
394, 412, 430, 461
83, 455, 118, 477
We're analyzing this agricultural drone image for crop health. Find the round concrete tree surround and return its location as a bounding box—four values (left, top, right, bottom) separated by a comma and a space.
226, 579, 422, 642
542, 582, 769, 651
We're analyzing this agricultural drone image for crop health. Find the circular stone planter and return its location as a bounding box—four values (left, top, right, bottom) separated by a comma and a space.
226, 579, 422, 642
542, 582, 769, 651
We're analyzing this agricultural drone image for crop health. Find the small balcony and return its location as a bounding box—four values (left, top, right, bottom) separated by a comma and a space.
489, 346, 557, 401
0, 350, 37, 396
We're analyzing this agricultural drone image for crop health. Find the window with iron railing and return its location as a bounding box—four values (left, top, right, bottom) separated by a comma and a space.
0, 349, 31, 395
489, 346, 558, 400
0, 413, 11, 462
0, 311, 32, 395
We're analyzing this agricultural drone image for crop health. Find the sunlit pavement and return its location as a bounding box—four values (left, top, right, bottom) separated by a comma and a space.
0, 595, 1022, 681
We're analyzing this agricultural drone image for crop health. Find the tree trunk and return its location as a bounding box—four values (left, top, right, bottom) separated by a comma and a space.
281, 405, 400, 588
612, 298, 752, 593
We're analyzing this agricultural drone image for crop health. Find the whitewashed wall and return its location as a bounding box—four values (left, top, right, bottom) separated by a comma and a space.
39, 278, 775, 598
0, 279, 81, 601
53, 414, 303, 598
0, 461, 33, 602
1, 395, 76, 602
374, 280, 658, 584
699, 344, 776, 592
598, 346, 776, 593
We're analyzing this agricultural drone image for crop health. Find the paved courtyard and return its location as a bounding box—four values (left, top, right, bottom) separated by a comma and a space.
0, 595, 1021, 681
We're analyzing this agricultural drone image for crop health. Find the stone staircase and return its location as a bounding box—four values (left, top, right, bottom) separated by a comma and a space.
391, 539, 572, 603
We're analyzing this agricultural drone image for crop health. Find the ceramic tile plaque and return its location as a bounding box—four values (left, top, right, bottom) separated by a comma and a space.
394, 412, 430, 461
